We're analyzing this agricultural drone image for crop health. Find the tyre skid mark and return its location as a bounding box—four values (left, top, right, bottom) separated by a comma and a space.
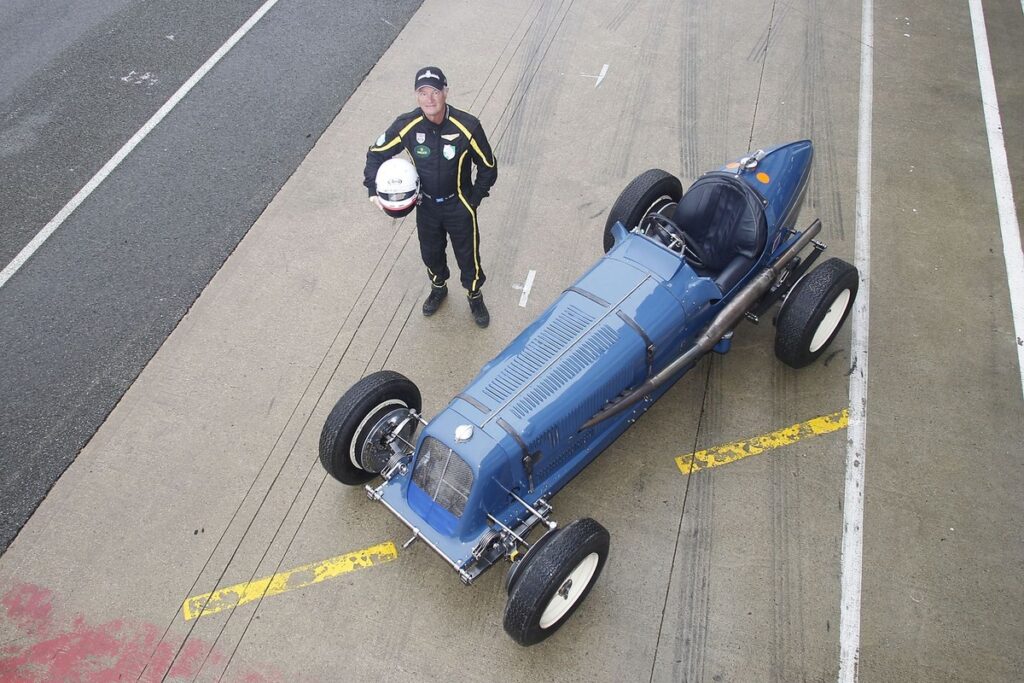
145, 210, 421, 678
678, 2, 707, 180
769, 426, 810, 681
661, 358, 717, 683
185, 2, 581, 667
479, 1, 573, 298
605, 0, 639, 32
491, 0, 575, 160
193, 229, 423, 677
746, 1, 791, 63
606, 0, 673, 178
802, 0, 846, 241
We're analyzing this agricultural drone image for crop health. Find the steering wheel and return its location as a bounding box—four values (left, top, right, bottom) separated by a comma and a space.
646, 213, 709, 268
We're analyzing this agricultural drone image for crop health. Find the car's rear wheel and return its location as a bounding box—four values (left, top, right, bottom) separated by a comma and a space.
503, 518, 610, 646
775, 258, 859, 368
319, 370, 421, 485
604, 169, 683, 252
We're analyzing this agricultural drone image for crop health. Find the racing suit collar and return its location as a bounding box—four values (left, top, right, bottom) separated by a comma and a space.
420, 105, 449, 127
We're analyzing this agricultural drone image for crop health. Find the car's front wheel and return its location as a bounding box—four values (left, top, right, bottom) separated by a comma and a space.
775, 258, 859, 368
319, 370, 421, 485
503, 518, 610, 646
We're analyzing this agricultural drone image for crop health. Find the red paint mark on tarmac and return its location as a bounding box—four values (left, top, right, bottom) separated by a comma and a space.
0, 583, 292, 682
1, 582, 52, 639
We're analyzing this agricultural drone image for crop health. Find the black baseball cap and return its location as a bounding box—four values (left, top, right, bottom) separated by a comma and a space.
414, 66, 447, 91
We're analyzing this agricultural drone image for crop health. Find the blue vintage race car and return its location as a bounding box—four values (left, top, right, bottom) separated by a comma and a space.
320, 140, 858, 646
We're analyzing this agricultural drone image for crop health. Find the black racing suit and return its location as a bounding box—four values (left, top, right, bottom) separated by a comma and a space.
364, 105, 497, 293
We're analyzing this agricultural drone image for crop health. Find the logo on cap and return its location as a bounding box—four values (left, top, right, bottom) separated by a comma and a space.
415, 67, 446, 90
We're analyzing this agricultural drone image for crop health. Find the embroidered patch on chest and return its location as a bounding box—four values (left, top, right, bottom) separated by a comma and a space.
443, 144, 456, 160
414, 144, 431, 158
441, 133, 460, 141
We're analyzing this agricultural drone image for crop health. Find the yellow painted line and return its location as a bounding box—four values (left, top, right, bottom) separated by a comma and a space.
182, 541, 398, 620
676, 409, 848, 474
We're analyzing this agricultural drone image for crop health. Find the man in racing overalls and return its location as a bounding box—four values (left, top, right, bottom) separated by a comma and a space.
364, 66, 498, 328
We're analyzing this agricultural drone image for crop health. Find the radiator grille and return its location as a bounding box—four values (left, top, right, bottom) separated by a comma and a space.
411, 436, 474, 518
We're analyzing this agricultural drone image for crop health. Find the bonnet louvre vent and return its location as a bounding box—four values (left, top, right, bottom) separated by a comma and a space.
482, 305, 595, 402
510, 326, 619, 419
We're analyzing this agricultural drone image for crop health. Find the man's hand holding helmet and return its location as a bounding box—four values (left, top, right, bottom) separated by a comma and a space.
374, 157, 420, 218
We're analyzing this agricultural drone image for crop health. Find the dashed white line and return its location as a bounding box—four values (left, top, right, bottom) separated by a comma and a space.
518, 269, 536, 307
969, 0, 1024, 401
839, 0, 873, 680
0, 0, 283, 290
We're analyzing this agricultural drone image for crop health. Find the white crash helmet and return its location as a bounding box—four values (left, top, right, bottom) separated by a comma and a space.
375, 157, 419, 218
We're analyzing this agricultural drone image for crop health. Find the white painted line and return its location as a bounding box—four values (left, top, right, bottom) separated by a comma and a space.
518, 269, 536, 307
970, 0, 1024, 401
839, 0, 872, 680
580, 64, 609, 87
0, 0, 282, 290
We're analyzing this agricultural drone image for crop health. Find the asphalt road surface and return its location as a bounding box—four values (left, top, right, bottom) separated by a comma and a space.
0, 0, 424, 552
0, 0, 1022, 681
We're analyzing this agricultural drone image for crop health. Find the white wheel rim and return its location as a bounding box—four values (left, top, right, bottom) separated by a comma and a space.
809, 289, 851, 353
349, 399, 407, 470
539, 552, 599, 629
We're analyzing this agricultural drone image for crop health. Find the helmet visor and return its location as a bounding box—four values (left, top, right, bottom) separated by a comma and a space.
380, 189, 418, 203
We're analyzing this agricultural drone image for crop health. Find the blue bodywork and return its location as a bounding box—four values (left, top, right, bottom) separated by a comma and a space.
371, 141, 815, 579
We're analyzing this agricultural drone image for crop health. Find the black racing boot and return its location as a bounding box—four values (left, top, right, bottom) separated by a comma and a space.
422, 284, 448, 316
468, 291, 489, 328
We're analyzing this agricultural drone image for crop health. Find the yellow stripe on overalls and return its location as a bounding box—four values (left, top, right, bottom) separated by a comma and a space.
369, 116, 424, 152
455, 149, 482, 291
448, 115, 496, 167
449, 115, 492, 293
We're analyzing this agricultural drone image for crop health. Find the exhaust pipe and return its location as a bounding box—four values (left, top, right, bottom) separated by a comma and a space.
580, 220, 822, 430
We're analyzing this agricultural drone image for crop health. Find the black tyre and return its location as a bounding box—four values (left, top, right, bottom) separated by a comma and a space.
503, 518, 610, 646
319, 370, 421, 485
505, 527, 559, 595
604, 169, 683, 252
775, 258, 859, 368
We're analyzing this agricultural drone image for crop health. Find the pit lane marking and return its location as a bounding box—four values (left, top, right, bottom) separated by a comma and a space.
181, 541, 397, 620
841, 0, 875, 677
517, 269, 537, 307
969, 0, 1024, 401
675, 409, 848, 474
0, 0, 283, 289
581, 64, 609, 88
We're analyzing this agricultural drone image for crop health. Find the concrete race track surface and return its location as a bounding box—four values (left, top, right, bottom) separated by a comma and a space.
1, 0, 1022, 681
